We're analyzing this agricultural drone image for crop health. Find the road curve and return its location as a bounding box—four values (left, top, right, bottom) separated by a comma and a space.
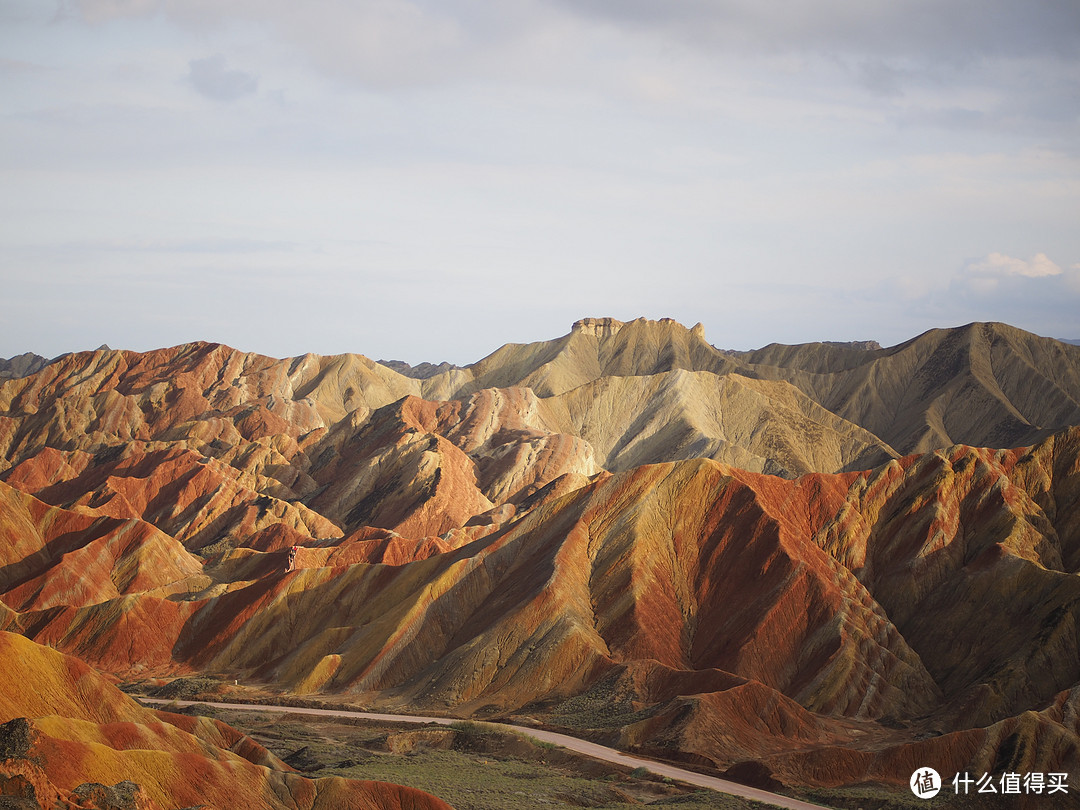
140, 697, 834, 810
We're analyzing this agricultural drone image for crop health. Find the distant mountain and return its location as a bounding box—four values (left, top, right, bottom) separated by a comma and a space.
4, 320, 1075, 484
377, 358, 462, 378
821, 339, 883, 351
416, 317, 1080, 462
4, 319, 1080, 798
0, 351, 48, 379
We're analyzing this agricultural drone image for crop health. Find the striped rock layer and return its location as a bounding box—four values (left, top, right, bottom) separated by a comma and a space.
2, 319, 1080, 798
0, 632, 451, 810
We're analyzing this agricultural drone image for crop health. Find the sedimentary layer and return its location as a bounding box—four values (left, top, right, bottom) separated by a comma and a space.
0, 632, 451, 810
3, 319, 1080, 799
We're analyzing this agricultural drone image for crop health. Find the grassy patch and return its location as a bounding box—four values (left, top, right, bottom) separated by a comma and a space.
547, 669, 660, 730
213, 708, 783, 810
175, 702, 218, 718
148, 676, 223, 701
448, 720, 491, 737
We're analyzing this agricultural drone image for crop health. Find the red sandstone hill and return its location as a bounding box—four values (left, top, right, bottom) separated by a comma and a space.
3, 320, 1080, 803
3, 431, 1080, 797
0, 632, 451, 810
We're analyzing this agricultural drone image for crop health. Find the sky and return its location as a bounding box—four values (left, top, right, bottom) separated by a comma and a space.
1, 0, 1079, 364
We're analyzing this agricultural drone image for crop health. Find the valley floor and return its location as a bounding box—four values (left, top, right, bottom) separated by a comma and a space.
138, 694, 959, 810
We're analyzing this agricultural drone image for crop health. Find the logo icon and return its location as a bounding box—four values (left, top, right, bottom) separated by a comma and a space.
911, 768, 941, 798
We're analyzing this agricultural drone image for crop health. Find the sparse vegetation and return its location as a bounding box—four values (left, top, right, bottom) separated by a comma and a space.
148, 676, 222, 701
211, 707, 784, 810
176, 702, 218, 717
448, 719, 490, 737
548, 669, 661, 730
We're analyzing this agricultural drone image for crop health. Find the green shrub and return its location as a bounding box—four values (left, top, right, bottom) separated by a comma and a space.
448, 720, 485, 736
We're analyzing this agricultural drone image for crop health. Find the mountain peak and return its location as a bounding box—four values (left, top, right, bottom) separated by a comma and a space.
572, 317, 626, 338
571, 316, 707, 341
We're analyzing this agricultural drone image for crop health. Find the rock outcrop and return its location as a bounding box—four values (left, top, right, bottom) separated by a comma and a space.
0, 632, 451, 810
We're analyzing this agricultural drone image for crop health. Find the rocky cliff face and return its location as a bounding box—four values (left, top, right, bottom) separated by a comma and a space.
3, 319, 1080, 798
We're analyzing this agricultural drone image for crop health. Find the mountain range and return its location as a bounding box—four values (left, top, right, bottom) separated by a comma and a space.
3, 317, 1080, 807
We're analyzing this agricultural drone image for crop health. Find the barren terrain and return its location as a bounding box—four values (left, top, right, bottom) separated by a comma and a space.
3, 318, 1080, 808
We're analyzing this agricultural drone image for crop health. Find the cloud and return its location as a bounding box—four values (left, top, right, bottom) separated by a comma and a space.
944, 252, 1080, 335
548, 0, 1080, 62
0, 57, 48, 74
187, 54, 258, 101
546, 0, 1080, 130
5, 0, 1076, 360
846, 254, 1080, 345
78, 1, 485, 89
65, 0, 1080, 64
953, 252, 1064, 297
66, 0, 157, 24
963, 252, 1063, 280
856, 60, 907, 98
61, 237, 297, 254
51, 0, 1080, 122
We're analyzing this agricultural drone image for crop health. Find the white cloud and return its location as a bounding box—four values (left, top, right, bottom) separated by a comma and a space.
65, 0, 495, 89
548, 0, 1080, 64
0, 57, 49, 73
187, 54, 258, 101
2, 0, 1078, 359
67, 0, 157, 24
939, 253, 1080, 337
963, 252, 1063, 280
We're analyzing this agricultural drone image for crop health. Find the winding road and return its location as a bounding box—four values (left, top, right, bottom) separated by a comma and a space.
140, 697, 835, 810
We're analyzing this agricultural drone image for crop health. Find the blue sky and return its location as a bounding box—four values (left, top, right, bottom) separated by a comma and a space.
2, 0, 1078, 363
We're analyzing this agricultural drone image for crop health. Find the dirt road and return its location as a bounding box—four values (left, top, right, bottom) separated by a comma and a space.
141, 697, 836, 809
